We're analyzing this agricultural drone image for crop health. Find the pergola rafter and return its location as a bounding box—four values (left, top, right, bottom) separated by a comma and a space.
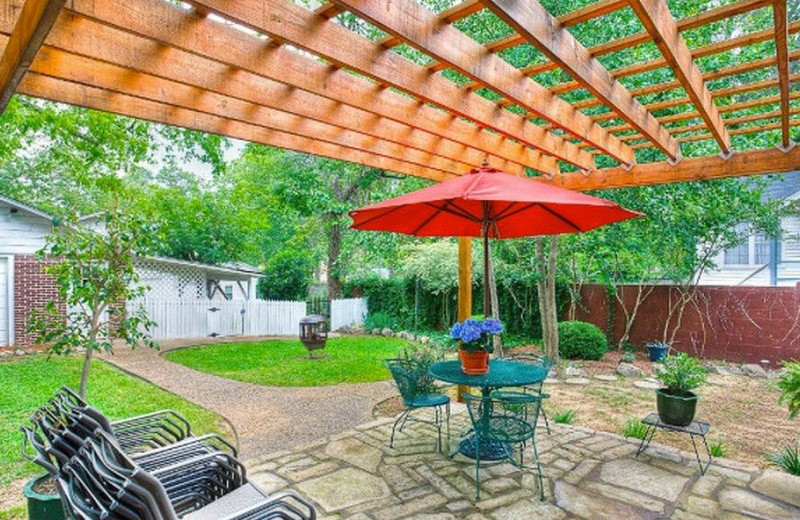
185, 0, 596, 170
0, 0, 796, 191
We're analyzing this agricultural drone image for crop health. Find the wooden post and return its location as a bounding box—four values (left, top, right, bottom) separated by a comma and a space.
457, 236, 472, 402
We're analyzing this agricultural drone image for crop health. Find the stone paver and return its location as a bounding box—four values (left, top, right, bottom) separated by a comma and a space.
100, 341, 396, 460
243, 408, 800, 519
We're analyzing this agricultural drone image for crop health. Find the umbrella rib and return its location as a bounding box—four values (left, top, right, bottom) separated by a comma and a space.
351, 205, 408, 228
422, 201, 482, 223
492, 201, 528, 221
537, 204, 582, 232
413, 200, 456, 235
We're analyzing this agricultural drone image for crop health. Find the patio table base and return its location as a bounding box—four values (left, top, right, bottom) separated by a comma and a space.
458, 435, 511, 461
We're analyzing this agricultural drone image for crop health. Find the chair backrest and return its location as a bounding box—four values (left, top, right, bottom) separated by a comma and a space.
462, 392, 547, 435
56, 436, 168, 520
384, 358, 432, 406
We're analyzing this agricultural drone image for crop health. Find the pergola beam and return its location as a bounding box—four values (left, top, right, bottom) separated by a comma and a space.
0, 0, 64, 112
627, 0, 731, 153
773, 0, 792, 148
20, 43, 471, 176
0, 15, 499, 175
11, 0, 558, 175
545, 146, 800, 191
188, 0, 593, 170
525, 0, 772, 77
326, 0, 629, 165
480, 0, 678, 160
17, 73, 451, 182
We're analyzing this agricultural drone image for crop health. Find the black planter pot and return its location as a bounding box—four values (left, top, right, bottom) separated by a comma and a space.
24, 475, 64, 520
656, 388, 697, 427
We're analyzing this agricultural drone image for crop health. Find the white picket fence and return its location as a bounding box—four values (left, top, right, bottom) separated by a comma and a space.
330, 298, 368, 331
135, 297, 366, 340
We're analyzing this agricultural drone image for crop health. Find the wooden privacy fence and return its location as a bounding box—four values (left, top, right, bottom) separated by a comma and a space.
330, 298, 368, 331
135, 298, 367, 340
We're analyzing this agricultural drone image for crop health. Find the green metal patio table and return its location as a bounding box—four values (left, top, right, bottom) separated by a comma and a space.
428, 359, 548, 460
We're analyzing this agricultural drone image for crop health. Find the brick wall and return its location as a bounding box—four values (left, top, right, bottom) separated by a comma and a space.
569, 284, 800, 366
11, 254, 65, 349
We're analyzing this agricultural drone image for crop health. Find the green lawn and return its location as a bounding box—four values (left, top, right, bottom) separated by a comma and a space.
165, 336, 411, 387
0, 355, 227, 490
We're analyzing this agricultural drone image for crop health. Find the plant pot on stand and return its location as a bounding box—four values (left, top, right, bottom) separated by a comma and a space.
654, 352, 706, 427
24, 475, 65, 520
656, 389, 698, 426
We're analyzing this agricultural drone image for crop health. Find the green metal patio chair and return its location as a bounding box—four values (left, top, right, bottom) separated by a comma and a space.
463, 392, 548, 501
491, 354, 553, 434
384, 358, 450, 453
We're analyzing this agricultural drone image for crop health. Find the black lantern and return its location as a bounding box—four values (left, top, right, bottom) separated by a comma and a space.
299, 314, 328, 357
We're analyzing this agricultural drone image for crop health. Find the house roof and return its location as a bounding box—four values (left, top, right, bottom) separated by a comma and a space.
764, 170, 800, 200
0, 193, 262, 278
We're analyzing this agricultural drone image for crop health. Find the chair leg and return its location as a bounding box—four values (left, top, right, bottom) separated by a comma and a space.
531, 438, 545, 502
435, 406, 442, 453
541, 407, 551, 435
475, 436, 481, 501
445, 402, 450, 451
390, 410, 409, 448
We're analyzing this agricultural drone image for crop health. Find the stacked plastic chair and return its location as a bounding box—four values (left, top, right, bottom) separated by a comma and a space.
23, 386, 316, 520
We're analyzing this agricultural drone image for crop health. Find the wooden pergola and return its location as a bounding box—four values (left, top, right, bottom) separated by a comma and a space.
0, 0, 797, 315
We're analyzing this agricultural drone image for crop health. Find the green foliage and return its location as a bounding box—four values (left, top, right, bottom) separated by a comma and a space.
258, 249, 313, 300
558, 321, 608, 361
655, 353, 707, 395
769, 445, 800, 476
777, 361, 800, 420
553, 410, 577, 425
621, 419, 649, 440
0, 356, 224, 487
620, 351, 636, 363
165, 336, 410, 387
364, 312, 400, 332
708, 440, 727, 458
27, 202, 158, 396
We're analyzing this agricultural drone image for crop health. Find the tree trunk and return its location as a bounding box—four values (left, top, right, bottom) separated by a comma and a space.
327, 221, 343, 299
79, 347, 94, 399
536, 237, 560, 364
485, 240, 503, 357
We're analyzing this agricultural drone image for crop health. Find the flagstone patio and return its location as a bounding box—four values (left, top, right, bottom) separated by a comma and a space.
244, 406, 800, 520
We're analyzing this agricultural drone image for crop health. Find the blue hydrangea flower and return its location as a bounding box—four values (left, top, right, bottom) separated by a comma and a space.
482, 318, 503, 335
449, 322, 463, 340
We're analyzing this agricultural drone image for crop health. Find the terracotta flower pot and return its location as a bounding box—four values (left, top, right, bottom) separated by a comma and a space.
459, 349, 489, 375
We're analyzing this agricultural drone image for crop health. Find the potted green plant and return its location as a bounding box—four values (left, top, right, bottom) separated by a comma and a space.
23, 475, 64, 520
655, 352, 706, 426
450, 317, 503, 375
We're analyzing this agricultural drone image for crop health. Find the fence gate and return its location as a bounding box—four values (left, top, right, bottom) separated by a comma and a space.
207, 305, 221, 337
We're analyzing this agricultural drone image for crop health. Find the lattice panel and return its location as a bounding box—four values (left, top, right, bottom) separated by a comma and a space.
135, 260, 206, 300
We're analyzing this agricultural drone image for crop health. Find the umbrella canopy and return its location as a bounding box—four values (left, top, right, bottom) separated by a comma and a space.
350, 165, 641, 238
350, 164, 642, 318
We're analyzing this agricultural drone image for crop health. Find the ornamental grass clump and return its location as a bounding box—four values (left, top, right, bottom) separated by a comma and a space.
450, 317, 503, 353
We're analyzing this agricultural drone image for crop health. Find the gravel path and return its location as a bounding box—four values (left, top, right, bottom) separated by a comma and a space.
100, 339, 396, 462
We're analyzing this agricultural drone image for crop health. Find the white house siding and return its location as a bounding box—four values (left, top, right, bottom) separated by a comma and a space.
699, 215, 800, 286
0, 200, 50, 254
0, 257, 10, 346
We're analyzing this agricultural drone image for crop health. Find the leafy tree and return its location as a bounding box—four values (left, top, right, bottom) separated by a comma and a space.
28, 200, 158, 398
227, 145, 427, 298
258, 249, 314, 301
0, 96, 227, 215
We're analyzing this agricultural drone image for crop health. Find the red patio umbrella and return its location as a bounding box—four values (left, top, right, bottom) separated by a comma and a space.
349, 164, 642, 315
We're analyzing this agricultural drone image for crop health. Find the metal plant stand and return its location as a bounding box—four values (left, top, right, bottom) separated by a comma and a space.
636, 412, 713, 474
